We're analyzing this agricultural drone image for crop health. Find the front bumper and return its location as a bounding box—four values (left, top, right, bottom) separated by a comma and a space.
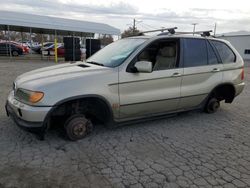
6, 91, 51, 131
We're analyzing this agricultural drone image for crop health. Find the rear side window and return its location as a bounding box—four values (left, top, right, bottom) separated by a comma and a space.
207, 41, 219, 64
183, 39, 207, 67
211, 40, 236, 63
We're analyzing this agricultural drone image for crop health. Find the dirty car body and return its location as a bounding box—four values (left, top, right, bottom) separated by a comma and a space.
6, 35, 245, 140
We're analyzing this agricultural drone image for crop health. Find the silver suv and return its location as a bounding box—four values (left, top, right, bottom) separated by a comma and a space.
6, 33, 245, 140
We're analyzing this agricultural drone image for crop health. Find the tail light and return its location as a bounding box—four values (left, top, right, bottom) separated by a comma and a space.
241, 68, 244, 80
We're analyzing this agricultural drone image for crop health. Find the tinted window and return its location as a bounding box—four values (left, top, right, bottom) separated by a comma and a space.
211, 40, 236, 63
0, 44, 8, 54
0, 43, 6, 48
184, 39, 207, 67
207, 41, 219, 64
244, 49, 250, 54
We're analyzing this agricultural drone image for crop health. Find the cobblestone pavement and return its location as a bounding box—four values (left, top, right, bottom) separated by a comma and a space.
0, 61, 249, 188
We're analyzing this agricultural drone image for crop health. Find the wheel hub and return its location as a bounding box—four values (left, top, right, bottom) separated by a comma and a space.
213, 102, 219, 110
208, 99, 220, 113
73, 122, 87, 136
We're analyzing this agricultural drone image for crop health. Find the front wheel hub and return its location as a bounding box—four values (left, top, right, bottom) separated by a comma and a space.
64, 115, 93, 141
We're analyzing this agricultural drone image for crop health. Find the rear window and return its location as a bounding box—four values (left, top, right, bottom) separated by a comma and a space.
211, 40, 236, 63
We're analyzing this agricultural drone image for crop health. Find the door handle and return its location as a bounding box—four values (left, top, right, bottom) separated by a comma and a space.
211, 68, 220, 72
171, 72, 182, 77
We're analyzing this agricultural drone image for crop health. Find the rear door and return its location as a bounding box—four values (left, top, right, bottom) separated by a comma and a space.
179, 38, 223, 109
210, 40, 240, 85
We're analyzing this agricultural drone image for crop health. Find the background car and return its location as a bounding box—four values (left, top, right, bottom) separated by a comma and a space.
48, 45, 65, 57
32, 42, 54, 54
0, 42, 23, 56
11, 41, 30, 54
40, 42, 55, 53
41, 43, 63, 56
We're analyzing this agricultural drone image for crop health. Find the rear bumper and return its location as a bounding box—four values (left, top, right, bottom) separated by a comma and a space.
235, 82, 245, 97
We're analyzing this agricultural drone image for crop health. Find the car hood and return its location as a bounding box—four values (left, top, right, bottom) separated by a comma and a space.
15, 62, 110, 89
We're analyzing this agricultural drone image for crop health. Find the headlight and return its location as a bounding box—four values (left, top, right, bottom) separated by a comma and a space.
16, 88, 44, 103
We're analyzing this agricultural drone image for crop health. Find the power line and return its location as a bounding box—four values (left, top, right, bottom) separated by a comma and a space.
140, 23, 158, 30
138, 24, 153, 31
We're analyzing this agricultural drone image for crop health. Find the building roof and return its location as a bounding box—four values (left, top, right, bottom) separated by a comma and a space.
0, 11, 120, 36
217, 30, 250, 37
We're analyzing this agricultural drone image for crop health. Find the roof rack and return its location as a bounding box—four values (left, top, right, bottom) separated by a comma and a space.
138, 27, 177, 35
138, 28, 213, 37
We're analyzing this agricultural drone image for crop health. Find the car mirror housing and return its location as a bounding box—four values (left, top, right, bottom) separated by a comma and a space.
134, 61, 153, 73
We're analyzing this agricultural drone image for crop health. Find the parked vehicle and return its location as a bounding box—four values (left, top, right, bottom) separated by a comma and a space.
42, 44, 64, 56
11, 42, 30, 54
6, 33, 245, 140
33, 42, 54, 54
0, 42, 23, 56
19, 41, 40, 49
43, 44, 85, 58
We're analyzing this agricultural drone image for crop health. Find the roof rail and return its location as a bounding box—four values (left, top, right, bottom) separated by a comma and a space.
174, 30, 213, 37
138, 27, 177, 35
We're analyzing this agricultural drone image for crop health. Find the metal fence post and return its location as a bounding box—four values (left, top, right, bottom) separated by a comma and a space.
7, 25, 12, 60
54, 30, 58, 63
30, 27, 32, 54
73, 32, 75, 61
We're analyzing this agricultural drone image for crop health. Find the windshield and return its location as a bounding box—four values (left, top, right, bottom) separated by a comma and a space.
86, 38, 146, 67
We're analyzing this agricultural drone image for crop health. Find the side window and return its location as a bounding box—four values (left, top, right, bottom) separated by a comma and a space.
207, 41, 219, 64
0, 43, 6, 48
0, 44, 8, 51
135, 40, 178, 71
211, 40, 236, 63
183, 39, 207, 67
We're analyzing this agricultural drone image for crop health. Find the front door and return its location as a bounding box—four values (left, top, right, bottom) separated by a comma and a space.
119, 39, 183, 120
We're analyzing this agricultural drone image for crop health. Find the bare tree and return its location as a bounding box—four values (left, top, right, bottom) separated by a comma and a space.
99, 34, 114, 46
121, 26, 142, 38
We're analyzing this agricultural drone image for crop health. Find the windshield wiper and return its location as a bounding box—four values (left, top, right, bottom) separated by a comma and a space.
86, 61, 104, 66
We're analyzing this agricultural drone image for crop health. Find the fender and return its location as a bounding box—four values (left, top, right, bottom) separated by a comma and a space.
207, 82, 236, 103
42, 94, 114, 129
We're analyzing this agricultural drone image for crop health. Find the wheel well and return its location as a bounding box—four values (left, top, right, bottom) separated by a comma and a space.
49, 97, 113, 127
212, 84, 235, 103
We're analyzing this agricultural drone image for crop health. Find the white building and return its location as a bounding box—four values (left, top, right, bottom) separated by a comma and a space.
217, 31, 250, 60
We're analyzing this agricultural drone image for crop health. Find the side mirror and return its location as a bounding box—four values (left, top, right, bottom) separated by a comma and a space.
134, 61, 153, 73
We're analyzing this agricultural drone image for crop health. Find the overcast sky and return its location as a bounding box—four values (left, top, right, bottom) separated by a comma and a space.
0, 0, 250, 34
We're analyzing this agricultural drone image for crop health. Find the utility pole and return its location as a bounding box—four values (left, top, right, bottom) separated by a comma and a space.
214, 22, 217, 37
132, 18, 136, 34
191, 23, 198, 35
